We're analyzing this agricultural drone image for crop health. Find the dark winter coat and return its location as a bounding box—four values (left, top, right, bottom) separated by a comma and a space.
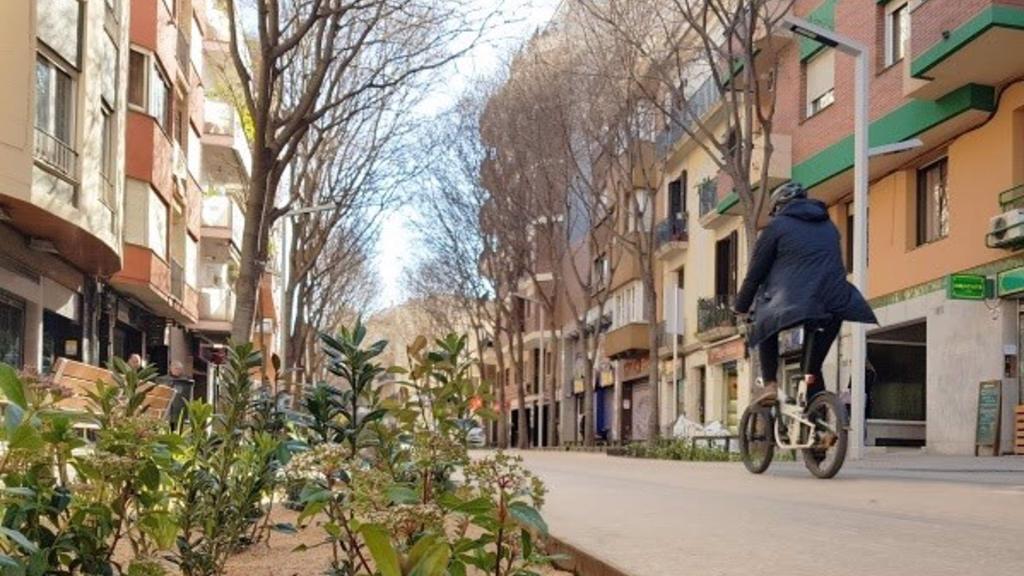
734, 198, 877, 347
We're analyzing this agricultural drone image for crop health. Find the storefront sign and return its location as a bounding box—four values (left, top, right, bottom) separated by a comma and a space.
573, 377, 585, 394
599, 369, 614, 388
621, 357, 649, 382
997, 266, 1024, 297
947, 273, 989, 300
975, 380, 1002, 456
707, 338, 745, 365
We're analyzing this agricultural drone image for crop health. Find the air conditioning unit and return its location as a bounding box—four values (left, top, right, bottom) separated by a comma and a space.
988, 209, 1024, 248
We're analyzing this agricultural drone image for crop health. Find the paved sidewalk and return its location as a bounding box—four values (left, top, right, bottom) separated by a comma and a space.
517, 450, 1024, 576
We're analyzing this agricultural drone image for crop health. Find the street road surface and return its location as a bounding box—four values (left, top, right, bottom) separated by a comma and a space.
517, 451, 1024, 576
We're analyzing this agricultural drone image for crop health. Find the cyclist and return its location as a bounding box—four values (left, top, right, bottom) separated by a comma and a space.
734, 181, 876, 405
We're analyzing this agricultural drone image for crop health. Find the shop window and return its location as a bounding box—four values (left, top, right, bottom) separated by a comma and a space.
805, 49, 835, 118
916, 158, 949, 245
884, 2, 910, 67
0, 291, 25, 368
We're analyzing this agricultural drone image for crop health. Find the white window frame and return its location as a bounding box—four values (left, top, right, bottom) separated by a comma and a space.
35, 49, 76, 147
127, 48, 150, 113
884, 2, 910, 67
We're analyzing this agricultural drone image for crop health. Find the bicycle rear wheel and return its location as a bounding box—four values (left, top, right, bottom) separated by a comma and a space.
739, 404, 775, 474
802, 392, 848, 479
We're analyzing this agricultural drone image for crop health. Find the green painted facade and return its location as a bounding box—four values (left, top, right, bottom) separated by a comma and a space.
791, 84, 995, 191
911, 5, 1024, 79
799, 0, 839, 61
870, 255, 1024, 309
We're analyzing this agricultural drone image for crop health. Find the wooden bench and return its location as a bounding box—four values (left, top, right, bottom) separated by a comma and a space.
51, 358, 177, 420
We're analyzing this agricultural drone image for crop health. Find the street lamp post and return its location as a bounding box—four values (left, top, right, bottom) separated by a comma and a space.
278, 201, 344, 390
783, 16, 870, 459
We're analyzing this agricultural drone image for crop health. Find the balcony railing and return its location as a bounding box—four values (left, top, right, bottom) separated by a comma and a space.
200, 286, 235, 323
657, 321, 683, 349
171, 259, 185, 301
698, 179, 718, 218
656, 76, 722, 156
697, 295, 737, 335
655, 214, 688, 249
34, 128, 78, 182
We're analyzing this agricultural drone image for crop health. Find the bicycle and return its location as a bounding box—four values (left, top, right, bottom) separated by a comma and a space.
738, 321, 849, 479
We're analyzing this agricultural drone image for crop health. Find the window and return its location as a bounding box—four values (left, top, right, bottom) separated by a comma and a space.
101, 106, 116, 205
173, 90, 187, 146
916, 158, 949, 245
128, 50, 147, 107
593, 254, 608, 288
805, 49, 835, 118
0, 290, 25, 368
35, 54, 74, 145
613, 282, 644, 328
150, 62, 171, 131
714, 231, 738, 298
668, 173, 686, 220
128, 50, 172, 131
627, 190, 652, 233
885, 2, 910, 67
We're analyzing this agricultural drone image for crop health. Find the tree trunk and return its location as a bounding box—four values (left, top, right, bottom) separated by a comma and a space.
514, 317, 529, 450
231, 151, 270, 343
583, 332, 596, 446
645, 275, 660, 441
547, 337, 558, 447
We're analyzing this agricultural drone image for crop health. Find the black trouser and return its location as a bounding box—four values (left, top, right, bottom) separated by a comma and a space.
759, 317, 842, 398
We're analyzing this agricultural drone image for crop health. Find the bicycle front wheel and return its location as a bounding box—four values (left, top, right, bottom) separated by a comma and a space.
802, 392, 848, 479
739, 404, 775, 474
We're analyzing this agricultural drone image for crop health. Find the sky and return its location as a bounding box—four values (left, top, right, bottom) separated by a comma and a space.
373, 0, 565, 309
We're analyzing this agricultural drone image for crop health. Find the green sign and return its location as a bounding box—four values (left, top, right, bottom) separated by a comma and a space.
946, 274, 988, 300
975, 381, 1002, 455
997, 266, 1024, 297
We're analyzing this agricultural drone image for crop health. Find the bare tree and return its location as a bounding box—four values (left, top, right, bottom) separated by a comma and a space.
222, 0, 495, 341
579, 0, 797, 392
411, 88, 514, 448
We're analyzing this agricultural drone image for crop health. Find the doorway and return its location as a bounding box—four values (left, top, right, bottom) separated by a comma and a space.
723, 361, 739, 432
866, 321, 927, 447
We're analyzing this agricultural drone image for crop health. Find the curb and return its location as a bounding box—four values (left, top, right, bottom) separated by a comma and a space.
546, 535, 632, 576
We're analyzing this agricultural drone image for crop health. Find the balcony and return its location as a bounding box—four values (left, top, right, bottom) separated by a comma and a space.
654, 214, 688, 260
201, 193, 244, 250
656, 76, 723, 158
203, 100, 253, 178
170, 258, 185, 302
698, 176, 741, 229
749, 132, 791, 191
111, 245, 199, 325
198, 286, 236, 332
656, 321, 684, 351
696, 295, 738, 342
603, 323, 649, 360
908, 2, 1024, 100
34, 128, 78, 185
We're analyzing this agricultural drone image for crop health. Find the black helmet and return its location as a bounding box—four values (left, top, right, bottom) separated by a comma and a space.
769, 181, 807, 215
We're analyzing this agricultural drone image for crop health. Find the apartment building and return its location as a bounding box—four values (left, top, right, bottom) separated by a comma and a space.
764, 0, 1024, 454
102, 0, 205, 377
0, 0, 130, 372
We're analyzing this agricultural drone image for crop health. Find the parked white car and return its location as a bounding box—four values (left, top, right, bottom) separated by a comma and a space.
466, 425, 487, 448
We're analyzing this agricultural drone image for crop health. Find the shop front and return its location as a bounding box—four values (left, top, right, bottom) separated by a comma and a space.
619, 357, 651, 442
705, 338, 746, 433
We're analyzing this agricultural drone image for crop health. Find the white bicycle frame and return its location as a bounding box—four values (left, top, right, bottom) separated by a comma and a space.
772, 378, 820, 450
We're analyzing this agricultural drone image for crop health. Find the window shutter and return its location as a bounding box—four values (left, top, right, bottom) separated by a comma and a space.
728, 231, 738, 296
806, 49, 835, 103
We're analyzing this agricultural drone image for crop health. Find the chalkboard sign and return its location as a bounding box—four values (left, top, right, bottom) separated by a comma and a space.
975, 381, 1002, 456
